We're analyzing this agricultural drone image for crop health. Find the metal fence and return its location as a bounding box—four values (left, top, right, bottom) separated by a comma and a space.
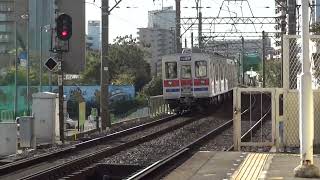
148, 95, 174, 118
282, 90, 320, 147
233, 88, 276, 150
283, 35, 320, 89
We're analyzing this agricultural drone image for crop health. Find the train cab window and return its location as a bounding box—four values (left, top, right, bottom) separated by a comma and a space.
181, 65, 192, 79
195, 61, 207, 78
165, 62, 177, 79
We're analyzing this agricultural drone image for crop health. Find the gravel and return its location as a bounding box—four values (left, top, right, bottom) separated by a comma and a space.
1, 115, 171, 163
102, 103, 232, 166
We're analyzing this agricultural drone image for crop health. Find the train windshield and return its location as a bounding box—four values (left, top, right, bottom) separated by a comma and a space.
165, 62, 177, 79
195, 61, 207, 77
181, 65, 192, 79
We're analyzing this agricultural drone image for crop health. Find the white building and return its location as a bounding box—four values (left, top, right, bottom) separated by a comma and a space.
138, 28, 176, 76
87, 20, 101, 51
148, 6, 176, 30
138, 7, 176, 76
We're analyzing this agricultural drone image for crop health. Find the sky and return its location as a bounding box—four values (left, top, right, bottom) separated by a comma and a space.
85, 0, 277, 43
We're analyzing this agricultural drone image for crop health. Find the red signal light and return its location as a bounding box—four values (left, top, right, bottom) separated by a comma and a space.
62, 31, 68, 37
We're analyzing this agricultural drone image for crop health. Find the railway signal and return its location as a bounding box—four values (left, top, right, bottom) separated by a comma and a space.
56, 14, 72, 41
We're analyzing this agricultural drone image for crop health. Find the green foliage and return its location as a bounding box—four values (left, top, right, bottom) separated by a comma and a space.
262, 59, 282, 87
0, 66, 56, 86
110, 97, 147, 117
109, 35, 151, 91
142, 76, 163, 96
311, 22, 320, 35
80, 51, 101, 85
80, 35, 151, 91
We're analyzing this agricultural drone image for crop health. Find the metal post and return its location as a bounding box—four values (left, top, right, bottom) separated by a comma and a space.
175, 0, 181, 53
241, 37, 245, 84
185, 38, 187, 48
14, 0, 17, 118
262, 31, 266, 88
58, 55, 65, 143
191, 32, 194, 48
101, 0, 111, 129
40, 27, 43, 92
198, 11, 202, 49
26, 14, 30, 115
294, 0, 319, 177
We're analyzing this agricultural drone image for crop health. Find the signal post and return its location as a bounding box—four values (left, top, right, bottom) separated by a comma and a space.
50, 13, 72, 143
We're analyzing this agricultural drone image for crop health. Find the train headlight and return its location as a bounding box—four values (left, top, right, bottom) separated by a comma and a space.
201, 80, 205, 84
168, 81, 173, 85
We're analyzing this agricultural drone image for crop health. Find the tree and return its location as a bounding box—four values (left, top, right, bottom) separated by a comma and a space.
80, 51, 101, 85
261, 59, 281, 87
109, 35, 151, 91
142, 76, 163, 96
80, 35, 151, 91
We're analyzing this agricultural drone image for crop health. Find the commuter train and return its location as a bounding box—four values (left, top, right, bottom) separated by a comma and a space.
162, 50, 238, 112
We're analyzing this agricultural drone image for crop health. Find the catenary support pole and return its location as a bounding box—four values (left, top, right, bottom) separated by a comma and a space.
176, 0, 181, 53
294, 0, 319, 177
241, 37, 245, 84
262, 31, 266, 88
101, 0, 111, 130
58, 54, 64, 143
40, 27, 43, 92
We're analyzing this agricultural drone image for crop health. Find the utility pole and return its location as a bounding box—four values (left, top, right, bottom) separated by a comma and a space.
198, 11, 202, 49
175, 0, 181, 53
101, 0, 110, 130
262, 31, 266, 88
58, 54, 64, 143
40, 27, 43, 92
185, 38, 187, 48
191, 32, 194, 48
294, 0, 319, 177
241, 37, 245, 84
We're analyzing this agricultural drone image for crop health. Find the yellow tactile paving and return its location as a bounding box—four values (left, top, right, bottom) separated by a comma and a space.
231, 153, 269, 180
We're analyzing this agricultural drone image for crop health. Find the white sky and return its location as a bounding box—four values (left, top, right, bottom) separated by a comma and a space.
85, 0, 276, 42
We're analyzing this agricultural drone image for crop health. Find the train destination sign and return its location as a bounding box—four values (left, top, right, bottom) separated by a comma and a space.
180, 56, 191, 61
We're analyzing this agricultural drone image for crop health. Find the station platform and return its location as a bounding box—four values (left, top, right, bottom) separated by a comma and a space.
164, 151, 320, 180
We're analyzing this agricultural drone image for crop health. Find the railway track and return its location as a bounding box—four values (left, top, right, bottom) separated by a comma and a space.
53, 93, 270, 180
1, 91, 271, 180
0, 114, 204, 179
123, 95, 272, 180
1, 111, 227, 180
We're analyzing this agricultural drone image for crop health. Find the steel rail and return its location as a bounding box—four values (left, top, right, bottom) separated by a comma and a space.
17, 115, 201, 180
125, 94, 271, 180
125, 120, 233, 180
0, 115, 178, 177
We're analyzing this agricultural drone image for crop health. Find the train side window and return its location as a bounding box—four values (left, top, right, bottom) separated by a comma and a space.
195, 61, 207, 78
181, 65, 192, 79
165, 62, 177, 79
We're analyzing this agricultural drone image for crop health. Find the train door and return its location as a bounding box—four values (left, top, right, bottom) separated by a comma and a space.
194, 60, 209, 97
163, 61, 180, 99
180, 63, 193, 97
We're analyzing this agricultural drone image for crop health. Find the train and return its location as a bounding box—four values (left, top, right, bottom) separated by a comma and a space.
162, 49, 238, 112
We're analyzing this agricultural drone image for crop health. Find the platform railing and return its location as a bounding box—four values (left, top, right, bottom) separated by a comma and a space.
148, 95, 173, 118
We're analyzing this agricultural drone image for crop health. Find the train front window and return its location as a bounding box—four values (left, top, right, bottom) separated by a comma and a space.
165, 62, 177, 79
181, 65, 192, 79
195, 61, 207, 78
